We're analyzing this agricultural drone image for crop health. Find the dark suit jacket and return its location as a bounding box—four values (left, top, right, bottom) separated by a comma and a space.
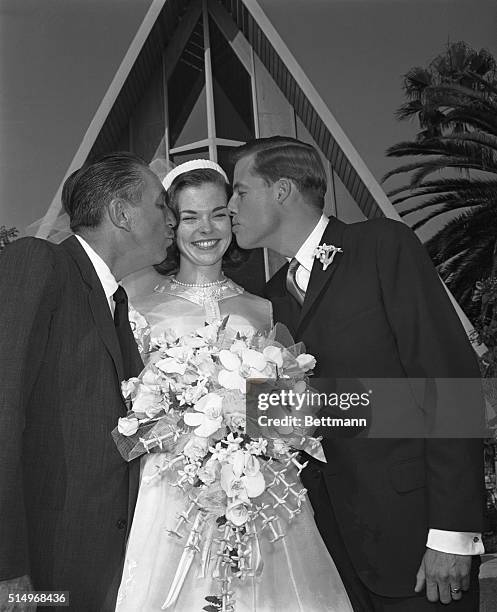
0, 236, 142, 611
266, 217, 484, 597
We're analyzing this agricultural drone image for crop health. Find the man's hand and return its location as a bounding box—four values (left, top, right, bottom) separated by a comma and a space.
0, 575, 35, 611
415, 548, 472, 604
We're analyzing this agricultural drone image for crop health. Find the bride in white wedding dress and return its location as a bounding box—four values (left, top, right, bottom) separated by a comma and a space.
116, 160, 353, 612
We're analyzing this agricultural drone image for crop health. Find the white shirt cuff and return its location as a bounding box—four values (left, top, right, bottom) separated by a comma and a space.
426, 529, 484, 555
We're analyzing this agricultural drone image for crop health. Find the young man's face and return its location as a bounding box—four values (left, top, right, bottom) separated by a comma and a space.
228, 154, 281, 250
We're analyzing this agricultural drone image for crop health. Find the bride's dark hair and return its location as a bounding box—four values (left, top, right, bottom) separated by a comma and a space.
154, 168, 249, 276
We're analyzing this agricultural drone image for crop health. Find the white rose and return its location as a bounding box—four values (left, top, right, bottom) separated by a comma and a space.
296, 354, 317, 372
131, 386, 161, 415
197, 461, 218, 485
117, 417, 139, 436
226, 499, 250, 526
121, 377, 140, 399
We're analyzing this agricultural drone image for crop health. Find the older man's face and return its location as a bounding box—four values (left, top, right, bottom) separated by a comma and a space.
130, 168, 175, 266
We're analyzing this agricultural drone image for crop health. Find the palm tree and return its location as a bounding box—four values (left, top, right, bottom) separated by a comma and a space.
0, 225, 19, 253
383, 42, 497, 319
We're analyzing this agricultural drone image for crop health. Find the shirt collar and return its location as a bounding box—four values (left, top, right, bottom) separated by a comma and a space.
293, 214, 330, 272
75, 235, 118, 300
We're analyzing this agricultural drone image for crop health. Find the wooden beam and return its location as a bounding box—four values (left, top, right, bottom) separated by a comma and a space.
170, 138, 210, 154
207, 0, 252, 74
202, 0, 217, 161
161, 52, 170, 164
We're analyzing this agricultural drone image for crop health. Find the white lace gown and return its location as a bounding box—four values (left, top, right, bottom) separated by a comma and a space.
116, 277, 353, 612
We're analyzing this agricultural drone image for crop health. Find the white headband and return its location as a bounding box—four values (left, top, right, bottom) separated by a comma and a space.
162, 159, 229, 191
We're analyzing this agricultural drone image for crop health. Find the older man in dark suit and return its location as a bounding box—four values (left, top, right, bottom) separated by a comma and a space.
228, 137, 484, 611
0, 152, 175, 611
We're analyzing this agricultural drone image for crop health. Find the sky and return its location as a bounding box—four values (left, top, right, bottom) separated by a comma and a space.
1, 0, 496, 237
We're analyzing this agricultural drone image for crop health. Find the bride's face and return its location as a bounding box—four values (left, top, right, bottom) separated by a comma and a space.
175, 182, 232, 268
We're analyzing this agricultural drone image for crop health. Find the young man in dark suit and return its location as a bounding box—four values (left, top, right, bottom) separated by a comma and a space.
228, 136, 484, 611
0, 152, 175, 611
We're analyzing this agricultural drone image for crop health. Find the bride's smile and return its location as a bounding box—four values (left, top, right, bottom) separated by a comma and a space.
191, 238, 222, 250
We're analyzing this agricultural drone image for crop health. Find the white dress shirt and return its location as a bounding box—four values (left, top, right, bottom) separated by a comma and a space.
290, 216, 484, 556
291, 214, 330, 292
75, 235, 118, 314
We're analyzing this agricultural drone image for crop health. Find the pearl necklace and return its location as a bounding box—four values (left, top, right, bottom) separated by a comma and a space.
172, 276, 227, 288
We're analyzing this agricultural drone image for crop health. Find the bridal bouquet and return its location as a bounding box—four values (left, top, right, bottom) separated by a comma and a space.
113, 317, 324, 611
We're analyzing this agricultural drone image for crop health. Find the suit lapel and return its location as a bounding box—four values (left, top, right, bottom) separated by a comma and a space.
297, 217, 346, 333
62, 236, 125, 384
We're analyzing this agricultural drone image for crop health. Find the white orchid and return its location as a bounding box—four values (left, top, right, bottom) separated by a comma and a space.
183, 393, 224, 437
190, 351, 216, 378
220, 450, 265, 500
182, 335, 208, 349
195, 320, 222, 343
164, 345, 192, 362
218, 347, 275, 392
155, 357, 189, 376
162, 328, 181, 343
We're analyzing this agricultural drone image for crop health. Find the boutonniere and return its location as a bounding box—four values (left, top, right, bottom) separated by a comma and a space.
313, 243, 343, 271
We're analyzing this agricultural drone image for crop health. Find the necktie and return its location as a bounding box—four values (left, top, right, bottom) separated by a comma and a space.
286, 258, 305, 306
113, 285, 140, 379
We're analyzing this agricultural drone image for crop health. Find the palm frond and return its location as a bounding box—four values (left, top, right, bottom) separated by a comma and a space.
385, 141, 457, 159
409, 157, 497, 187
441, 107, 497, 134
438, 132, 497, 153
390, 178, 497, 206
425, 207, 497, 263
409, 199, 485, 231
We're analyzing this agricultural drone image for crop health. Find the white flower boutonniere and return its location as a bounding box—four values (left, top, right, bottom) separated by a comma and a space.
313, 243, 343, 271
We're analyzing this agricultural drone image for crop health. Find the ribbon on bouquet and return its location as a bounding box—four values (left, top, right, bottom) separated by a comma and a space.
160, 448, 308, 610
162, 511, 264, 610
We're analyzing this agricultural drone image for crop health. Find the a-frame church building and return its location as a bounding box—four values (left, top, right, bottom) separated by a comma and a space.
26, 0, 469, 324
